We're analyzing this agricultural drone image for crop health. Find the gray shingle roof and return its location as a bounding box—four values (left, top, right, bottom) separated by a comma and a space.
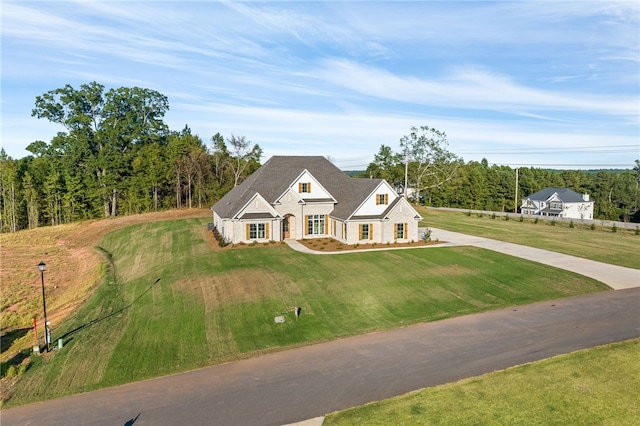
525, 187, 588, 203
212, 156, 383, 220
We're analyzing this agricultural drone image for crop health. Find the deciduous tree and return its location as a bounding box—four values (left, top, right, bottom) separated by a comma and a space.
399, 126, 460, 204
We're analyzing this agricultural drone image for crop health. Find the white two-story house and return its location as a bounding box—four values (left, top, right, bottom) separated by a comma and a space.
212, 156, 421, 244
521, 187, 594, 220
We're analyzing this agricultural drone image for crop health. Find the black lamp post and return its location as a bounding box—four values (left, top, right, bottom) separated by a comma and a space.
38, 261, 50, 352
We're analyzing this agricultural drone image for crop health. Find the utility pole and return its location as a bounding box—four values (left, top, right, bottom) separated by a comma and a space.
404, 150, 409, 199
404, 160, 408, 199
514, 167, 519, 214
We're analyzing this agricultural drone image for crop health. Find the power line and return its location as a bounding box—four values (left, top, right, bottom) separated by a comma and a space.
493, 163, 633, 168
458, 146, 638, 156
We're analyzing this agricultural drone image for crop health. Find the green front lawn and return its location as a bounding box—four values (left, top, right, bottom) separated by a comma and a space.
4, 218, 608, 406
421, 208, 640, 269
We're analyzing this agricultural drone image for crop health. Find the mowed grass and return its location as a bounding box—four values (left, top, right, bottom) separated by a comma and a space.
324, 338, 640, 425
4, 218, 608, 406
421, 208, 640, 269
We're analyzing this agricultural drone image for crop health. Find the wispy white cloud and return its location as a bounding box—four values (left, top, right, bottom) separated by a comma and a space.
1, 0, 638, 169
314, 60, 637, 117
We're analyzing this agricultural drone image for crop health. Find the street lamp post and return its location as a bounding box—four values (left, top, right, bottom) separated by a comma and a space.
38, 261, 50, 352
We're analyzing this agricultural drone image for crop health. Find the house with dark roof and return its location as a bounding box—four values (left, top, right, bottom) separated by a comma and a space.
521, 187, 594, 220
211, 156, 421, 244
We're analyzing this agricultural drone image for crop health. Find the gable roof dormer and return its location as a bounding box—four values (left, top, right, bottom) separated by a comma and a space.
287, 169, 336, 203
234, 192, 281, 220
350, 180, 399, 219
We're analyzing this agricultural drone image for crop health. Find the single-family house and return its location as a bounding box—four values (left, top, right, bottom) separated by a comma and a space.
521, 187, 594, 220
211, 156, 421, 244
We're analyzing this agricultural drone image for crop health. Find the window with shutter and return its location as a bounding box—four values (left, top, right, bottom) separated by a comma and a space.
299, 182, 310, 193
360, 223, 369, 240
248, 223, 267, 239
307, 214, 325, 235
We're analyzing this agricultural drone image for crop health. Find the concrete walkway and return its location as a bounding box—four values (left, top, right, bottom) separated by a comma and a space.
285, 230, 640, 291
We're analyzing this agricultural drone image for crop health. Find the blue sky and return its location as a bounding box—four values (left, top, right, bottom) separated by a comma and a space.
2, 1, 638, 170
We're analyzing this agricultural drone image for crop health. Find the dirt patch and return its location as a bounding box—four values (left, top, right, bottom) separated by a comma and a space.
175, 270, 299, 307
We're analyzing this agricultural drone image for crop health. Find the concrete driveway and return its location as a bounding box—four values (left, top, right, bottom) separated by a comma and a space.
428, 228, 640, 290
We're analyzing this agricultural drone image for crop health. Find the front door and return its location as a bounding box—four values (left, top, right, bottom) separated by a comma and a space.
283, 216, 290, 238
283, 214, 295, 239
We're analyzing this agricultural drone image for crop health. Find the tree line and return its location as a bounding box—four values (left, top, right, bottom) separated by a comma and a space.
364, 132, 640, 222
1, 83, 638, 233
0, 82, 261, 232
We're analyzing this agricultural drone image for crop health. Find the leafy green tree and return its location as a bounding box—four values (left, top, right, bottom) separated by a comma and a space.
466, 161, 489, 209
227, 134, 262, 187
633, 160, 640, 221
486, 165, 516, 212
130, 143, 168, 212
166, 127, 206, 208
209, 133, 234, 200
0, 149, 19, 232
399, 126, 460, 204
32, 82, 169, 217
22, 171, 39, 229
561, 170, 587, 193
43, 168, 63, 226
365, 145, 404, 185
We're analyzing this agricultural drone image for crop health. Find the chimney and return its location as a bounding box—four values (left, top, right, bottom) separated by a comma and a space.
582, 193, 590, 201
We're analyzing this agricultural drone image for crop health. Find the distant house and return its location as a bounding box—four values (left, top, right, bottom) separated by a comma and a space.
211, 156, 421, 244
521, 188, 594, 220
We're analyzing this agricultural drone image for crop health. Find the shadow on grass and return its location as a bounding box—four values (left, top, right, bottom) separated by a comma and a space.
57, 277, 161, 344
1, 328, 31, 355
1, 349, 31, 378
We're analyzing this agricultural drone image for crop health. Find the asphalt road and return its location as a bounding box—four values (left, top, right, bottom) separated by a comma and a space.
3, 288, 639, 426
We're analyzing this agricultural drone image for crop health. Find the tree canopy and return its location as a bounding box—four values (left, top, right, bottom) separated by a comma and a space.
0, 82, 262, 231
0, 86, 637, 233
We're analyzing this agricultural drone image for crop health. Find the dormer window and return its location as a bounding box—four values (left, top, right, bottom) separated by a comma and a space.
376, 194, 389, 205
299, 182, 311, 193
550, 202, 562, 210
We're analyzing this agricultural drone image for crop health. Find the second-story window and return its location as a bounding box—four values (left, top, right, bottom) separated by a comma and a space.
299, 182, 311, 193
